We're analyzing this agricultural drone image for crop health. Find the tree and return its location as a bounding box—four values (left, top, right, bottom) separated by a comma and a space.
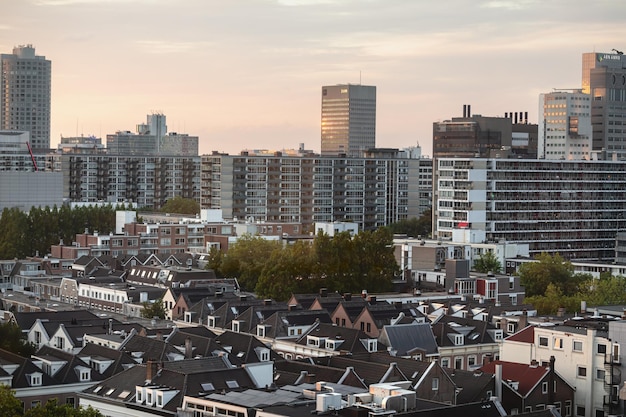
160, 196, 199, 215
0, 385, 22, 417
0, 387, 103, 417
0, 322, 36, 356
473, 251, 501, 273
219, 234, 281, 291
518, 253, 582, 297
577, 274, 626, 306
386, 209, 432, 238
141, 298, 166, 320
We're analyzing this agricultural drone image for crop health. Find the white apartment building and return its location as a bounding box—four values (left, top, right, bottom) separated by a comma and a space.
501, 324, 620, 417
434, 158, 626, 260
538, 90, 592, 160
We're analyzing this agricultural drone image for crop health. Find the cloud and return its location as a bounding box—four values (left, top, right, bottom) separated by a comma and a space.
480, 0, 539, 10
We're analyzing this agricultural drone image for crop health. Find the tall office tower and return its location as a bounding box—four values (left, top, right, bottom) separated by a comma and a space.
0, 45, 51, 150
582, 52, 626, 159
538, 90, 592, 160
321, 84, 376, 157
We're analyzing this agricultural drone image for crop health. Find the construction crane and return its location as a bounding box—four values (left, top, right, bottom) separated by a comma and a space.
26, 141, 39, 171
612, 48, 623, 55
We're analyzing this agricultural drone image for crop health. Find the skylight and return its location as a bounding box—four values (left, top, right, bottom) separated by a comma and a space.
226, 380, 239, 389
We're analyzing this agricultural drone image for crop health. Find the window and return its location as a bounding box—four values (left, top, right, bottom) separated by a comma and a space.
507, 323, 516, 334
597, 344, 607, 354
565, 400, 572, 417
596, 369, 606, 381
468, 356, 476, 368
553, 337, 563, 349
536, 404, 545, 410
366, 322, 371, 333
66, 397, 75, 407
573, 340, 583, 352
577, 406, 587, 417
454, 357, 463, 370
577, 366, 587, 377
432, 378, 439, 390
441, 358, 450, 368
542, 381, 548, 393
539, 336, 549, 347
136, 388, 143, 403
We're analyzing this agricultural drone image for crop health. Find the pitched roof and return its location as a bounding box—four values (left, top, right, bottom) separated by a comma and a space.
480, 360, 549, 397
505, 325, 535, 343
379, 323, 439, 357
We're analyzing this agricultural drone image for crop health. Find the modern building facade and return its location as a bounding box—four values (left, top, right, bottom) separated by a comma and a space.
321, 84, 376, 156
538, 90, 592, 160
201, 150, 428, 231
0, 45, 51, 150
582, 51, 626, 159
434, 158, 626, 260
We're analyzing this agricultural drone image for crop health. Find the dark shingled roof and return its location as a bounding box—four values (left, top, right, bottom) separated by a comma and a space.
378, 322, 439, 357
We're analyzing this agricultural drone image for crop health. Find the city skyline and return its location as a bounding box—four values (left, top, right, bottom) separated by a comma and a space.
3, 0, 626, 157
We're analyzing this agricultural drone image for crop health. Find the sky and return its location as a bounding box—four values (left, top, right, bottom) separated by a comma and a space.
3, 0, 626, 157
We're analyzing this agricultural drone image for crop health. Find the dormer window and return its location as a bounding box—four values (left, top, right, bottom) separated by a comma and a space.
232, 320, 240, 333
454, 334, 464, 346
136, 387, 143, 403
27, 372, 42, 387
207, 316, 217, 328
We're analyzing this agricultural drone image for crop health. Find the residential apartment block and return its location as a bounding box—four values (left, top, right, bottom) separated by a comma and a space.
0, 45, 51, 150
200, 149, 430, 231
434, 158, 626, 260
60, 153, 200, 208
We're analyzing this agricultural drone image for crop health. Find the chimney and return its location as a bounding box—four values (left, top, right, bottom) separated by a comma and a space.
548, 356, 556, 404
495, 363, 502, 401
108, 318, 113, 335
518, 310, 528, 329
146, 359, 158, 383
525, 111, 528, 124
369, 296, 377, 305
185, 336, 193, 359
463, 104, 467, 117
467, 105, 471, 117
319, 288, 328, 297
344, 293, 352, 301
514, 112, 518, 124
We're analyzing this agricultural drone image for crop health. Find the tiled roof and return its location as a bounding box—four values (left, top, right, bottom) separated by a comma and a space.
505, 325, 534, 343
480, 360, 549, 397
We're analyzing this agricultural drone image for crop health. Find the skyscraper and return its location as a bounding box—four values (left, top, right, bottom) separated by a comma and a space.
0, 45, 51, 150
582, 51, 626, 159
321, 84, 376, 156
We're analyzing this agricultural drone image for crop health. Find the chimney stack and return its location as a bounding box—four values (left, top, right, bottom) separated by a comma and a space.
146, 359, 158, 383
185, 336, 193, 359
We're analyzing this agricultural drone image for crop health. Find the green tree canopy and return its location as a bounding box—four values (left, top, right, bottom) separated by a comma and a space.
518, 253, 582, 297
0, 388, 103, 417
0, 322, 36, 357
386, 209, 432, 238
160, 197, 199, 215
141, 298, 167, 320
219, 234, 282, 291
473, 251, 501, 274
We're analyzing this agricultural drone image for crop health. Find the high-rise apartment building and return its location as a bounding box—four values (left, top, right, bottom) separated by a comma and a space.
200, 150, 428, 231
582, 51, 626, 159
321, 84, 376, 157
434, 157, 626, 260
538, 90, 592, 160
0, 45, 51, 150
